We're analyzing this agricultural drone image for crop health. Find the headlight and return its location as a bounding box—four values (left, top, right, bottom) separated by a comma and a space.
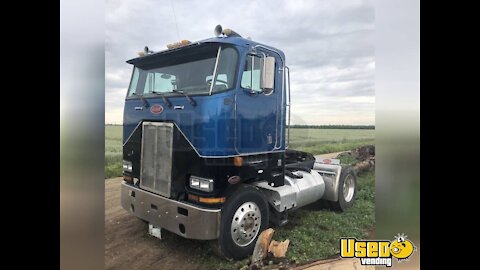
122, 160, 132, 173
189, 176, 213, 192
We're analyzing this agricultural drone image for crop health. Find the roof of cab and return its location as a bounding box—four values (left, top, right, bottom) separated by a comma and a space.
126, 36, 285, 65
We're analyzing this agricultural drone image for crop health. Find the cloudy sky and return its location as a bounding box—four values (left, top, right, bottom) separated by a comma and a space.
106, 0, 374, 125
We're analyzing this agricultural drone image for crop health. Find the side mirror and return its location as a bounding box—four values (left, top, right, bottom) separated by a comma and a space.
261, 56, 275, 90
244, 54, 275, 94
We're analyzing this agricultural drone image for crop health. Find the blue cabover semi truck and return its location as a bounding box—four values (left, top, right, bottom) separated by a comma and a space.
121, 25, 357, 259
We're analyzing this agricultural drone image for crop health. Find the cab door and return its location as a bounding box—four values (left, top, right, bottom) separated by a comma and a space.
235, 49, 282, 154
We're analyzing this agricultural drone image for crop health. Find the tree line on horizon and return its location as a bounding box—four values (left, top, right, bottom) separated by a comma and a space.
289, 124, 375, 129
106, 123, 375, 129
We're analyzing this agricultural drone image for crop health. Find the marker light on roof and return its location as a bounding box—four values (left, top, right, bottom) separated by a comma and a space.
166, 39, 191, 49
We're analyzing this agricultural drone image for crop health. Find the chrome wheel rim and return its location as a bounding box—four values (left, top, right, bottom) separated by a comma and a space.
231, 202, 261, 247
343, 174, 355, 202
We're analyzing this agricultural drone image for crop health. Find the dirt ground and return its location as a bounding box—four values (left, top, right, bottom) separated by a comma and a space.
105, 152, 367, 270
105, 177, 208, 270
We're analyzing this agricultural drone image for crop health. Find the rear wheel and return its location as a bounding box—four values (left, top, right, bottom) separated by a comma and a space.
330, 167, 357, 212
218, 185, 269, 260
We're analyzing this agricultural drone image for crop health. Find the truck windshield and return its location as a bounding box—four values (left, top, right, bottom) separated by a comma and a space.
126, 44, 238, 97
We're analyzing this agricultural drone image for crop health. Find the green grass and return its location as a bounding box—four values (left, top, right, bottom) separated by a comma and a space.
337, 155, 358, 165
104, 126, 375, 178
105, 125, 123, 178
288, 128, 375, 155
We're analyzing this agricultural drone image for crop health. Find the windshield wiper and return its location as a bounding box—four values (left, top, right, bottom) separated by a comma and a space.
172, 89, 197, 107
132, 93, 149, 108
152, 91, 172, 108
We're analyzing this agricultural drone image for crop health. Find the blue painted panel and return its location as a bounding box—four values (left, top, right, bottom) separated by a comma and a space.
234, 48, 286, 154
123, 39, 287, 157
123, 91, 236, 156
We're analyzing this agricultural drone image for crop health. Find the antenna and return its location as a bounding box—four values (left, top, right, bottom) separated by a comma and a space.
170, 0, 180, 40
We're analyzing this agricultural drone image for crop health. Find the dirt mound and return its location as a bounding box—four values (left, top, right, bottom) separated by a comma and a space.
337, 145, 375, 174
355, 145, 375, 161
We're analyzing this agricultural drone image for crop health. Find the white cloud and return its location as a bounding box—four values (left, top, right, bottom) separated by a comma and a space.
105, 106, 124, 125
105, 0, 375, 125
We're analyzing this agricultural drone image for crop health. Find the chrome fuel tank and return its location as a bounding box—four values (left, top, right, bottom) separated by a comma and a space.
253, 170, 325, 212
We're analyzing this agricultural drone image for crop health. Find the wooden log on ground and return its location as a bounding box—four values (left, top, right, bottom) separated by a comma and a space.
251, 228, 275, 264
268, 239, 290, 258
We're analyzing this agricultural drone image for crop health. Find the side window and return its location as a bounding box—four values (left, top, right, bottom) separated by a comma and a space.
241, 56, 263, 92
127, 67, 140, 96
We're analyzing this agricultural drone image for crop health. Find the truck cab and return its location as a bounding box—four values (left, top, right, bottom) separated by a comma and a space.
121, 26, 357, 259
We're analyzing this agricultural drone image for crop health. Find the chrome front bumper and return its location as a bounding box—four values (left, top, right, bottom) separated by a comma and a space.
121, 181, 221, 240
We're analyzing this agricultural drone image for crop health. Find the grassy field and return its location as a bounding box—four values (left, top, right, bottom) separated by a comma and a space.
288, 128, 375, 155
105, 126, 374, 178
105, 125, 123, 179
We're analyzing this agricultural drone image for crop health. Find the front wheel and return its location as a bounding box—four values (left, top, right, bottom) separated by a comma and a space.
218, 185, 269, 260
330, 166, 357, 212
